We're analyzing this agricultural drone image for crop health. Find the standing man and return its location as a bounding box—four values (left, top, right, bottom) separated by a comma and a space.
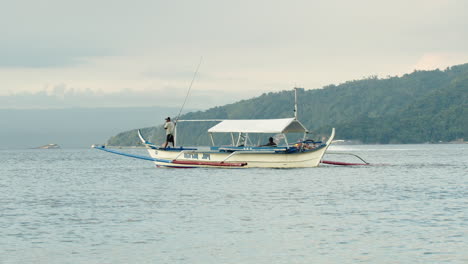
162, 117, 175, 148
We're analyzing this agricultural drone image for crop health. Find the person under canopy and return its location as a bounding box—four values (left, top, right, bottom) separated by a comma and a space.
260, 137, 277, 147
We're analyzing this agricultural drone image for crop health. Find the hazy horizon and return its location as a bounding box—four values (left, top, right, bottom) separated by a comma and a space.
0, 106, 188, 149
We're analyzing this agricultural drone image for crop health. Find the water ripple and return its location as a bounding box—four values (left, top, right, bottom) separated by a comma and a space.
0, 145, 467, 263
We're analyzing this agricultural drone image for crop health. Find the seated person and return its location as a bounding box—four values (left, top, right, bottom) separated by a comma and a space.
260, 137, 277, 147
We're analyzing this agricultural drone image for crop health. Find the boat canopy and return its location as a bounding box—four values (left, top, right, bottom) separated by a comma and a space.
207, 118, 308, 134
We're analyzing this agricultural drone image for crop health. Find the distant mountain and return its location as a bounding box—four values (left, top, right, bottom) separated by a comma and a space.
0, 106, 188, 149
108, 63, 468, 145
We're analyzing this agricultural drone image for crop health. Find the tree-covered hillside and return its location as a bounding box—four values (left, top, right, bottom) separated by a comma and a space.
335, 74, 468, 143
107, 63, 468, 146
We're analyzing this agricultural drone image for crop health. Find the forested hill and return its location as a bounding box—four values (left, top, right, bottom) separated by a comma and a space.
108, 63, 468, 145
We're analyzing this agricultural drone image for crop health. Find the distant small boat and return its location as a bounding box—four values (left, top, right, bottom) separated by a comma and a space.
34, 144, 61, 149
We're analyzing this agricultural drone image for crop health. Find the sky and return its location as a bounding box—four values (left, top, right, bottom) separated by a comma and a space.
1, 0, 467, 109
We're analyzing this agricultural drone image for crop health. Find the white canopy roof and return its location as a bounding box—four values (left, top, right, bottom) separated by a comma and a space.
207, 118, 308, 134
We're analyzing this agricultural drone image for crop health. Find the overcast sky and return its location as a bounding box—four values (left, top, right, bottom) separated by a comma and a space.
1, 0, 467, 109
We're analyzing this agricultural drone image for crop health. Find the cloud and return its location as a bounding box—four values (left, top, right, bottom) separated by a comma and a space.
0, 85, 250, 110
1, 0, 468, 108
0, 37, 114, 68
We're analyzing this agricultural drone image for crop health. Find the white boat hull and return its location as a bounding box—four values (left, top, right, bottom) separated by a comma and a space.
147, 147, 328, 168
145, 128, 335, 168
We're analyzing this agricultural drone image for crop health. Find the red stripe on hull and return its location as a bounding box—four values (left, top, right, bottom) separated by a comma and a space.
172, 160, 247, 167
321, 160, 368, 166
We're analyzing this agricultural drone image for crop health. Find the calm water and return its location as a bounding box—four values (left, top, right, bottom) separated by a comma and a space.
1, 145, 467, 264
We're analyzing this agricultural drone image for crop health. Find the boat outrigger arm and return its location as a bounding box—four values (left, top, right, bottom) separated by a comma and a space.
322, 152, 369, 166
92, 144, 158, 162
91, 130, 160, 162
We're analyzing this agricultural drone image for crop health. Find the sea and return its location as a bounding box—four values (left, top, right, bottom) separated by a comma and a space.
1, 144, 467, 264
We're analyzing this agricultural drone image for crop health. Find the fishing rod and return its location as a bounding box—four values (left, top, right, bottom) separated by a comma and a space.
175, 56, 203, 125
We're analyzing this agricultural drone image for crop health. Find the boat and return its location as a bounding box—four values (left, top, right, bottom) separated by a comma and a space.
137, 118, 334, 168
93, 87, 340, 168
94, 121, 334, 168
93, 87, 370, 168
33, 143, 61, 149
